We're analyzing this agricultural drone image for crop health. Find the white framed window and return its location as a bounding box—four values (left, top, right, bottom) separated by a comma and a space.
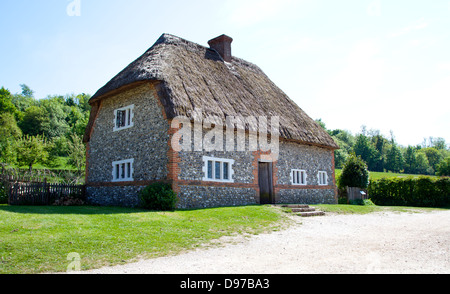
112, 159, 134, 182
202, 156, 235, 183
291, 169, 307, 185
113, 104, 134, 131
318, 171, 328, 186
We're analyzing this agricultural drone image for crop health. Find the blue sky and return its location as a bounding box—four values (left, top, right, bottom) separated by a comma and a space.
1, 0, 449, 147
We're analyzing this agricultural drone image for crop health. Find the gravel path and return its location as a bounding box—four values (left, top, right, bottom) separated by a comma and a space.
84, 210, 450, 274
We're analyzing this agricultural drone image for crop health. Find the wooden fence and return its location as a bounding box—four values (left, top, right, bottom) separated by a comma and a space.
1, 168, 86, 206
3, 177, 85, 206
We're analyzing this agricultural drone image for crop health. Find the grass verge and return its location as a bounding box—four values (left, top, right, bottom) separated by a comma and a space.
0, 205, 285, 274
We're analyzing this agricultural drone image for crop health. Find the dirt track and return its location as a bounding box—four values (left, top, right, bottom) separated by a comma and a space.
84, 210, 450, 274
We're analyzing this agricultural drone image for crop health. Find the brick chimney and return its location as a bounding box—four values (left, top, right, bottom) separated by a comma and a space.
208, 34, 233, 63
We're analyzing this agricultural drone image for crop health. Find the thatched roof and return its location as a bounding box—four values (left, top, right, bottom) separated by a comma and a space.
85, 33, 338, 149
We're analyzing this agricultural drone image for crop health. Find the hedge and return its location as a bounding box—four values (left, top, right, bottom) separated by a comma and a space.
368, 177, 450, 207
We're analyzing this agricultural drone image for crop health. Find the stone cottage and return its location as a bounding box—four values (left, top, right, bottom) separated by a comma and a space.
83, 33, 339, 208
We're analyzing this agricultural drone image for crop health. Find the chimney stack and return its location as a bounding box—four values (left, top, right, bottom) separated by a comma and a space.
208, 34, 233, 63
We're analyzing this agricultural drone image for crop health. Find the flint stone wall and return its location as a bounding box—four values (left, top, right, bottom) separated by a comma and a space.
277, 141, 337, 204
86, 84, 169, 206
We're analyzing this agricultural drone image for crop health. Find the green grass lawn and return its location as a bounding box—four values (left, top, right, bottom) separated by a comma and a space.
335, 169, 439, 181
0, 205, 285, 274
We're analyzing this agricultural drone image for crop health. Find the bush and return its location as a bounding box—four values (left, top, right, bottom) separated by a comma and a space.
339, 153, 370, 189
368, 177, 450, 207
348, 199, 375, 206
436, 157, 450, 177
139, 182, 178, 211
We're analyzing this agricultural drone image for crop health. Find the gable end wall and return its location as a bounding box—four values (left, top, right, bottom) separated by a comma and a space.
85, 83, 170, 206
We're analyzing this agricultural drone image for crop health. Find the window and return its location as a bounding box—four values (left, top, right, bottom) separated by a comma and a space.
202, 156, 235, 182
112, 159, 134, 182
291, 169, 307, 185
318, 171, 328, 186
113, 105, 134, 131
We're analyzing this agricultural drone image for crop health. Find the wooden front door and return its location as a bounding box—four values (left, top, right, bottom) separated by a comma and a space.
258, 162, 274, 204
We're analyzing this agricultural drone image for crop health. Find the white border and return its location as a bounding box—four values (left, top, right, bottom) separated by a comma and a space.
112, 158, 134, 182
202, 156, 235, 183
113, 104, 135, 132
317, 171, 328, 186
291, 169, 307, 186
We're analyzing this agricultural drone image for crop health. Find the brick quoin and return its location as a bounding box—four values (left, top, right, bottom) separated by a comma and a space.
149, 82, 182, 195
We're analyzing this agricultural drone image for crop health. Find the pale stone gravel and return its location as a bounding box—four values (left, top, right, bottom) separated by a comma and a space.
82, 210, 450, 274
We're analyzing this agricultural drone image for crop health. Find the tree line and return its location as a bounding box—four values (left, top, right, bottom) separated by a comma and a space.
0, 84, 90, 172
316, 119, 450, 177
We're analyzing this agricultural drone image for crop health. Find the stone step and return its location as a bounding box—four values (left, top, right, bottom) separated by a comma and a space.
291, 207, 316, 213
298, 211, 326, 217
281, 204, 310, 209
279, 204, 325, 217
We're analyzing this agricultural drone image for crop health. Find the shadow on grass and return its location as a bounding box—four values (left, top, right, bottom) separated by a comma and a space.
0, 205, 149, 215
0, 204, 267, 215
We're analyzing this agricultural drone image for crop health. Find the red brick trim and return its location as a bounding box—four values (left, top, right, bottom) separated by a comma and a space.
276, 184, 335, 190
86, 179, 332, 191
251, 150, 280, 203
330, 149, 338, 202
87, 180, 171, 187
148, 82, 182, 195
85, 142, 90, 184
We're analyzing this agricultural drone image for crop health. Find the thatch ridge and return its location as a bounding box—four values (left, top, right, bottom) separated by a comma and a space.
86, 33, 338, 149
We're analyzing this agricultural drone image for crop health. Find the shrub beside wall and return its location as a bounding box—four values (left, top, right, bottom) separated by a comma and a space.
139, 182, 178, 211
368, 177, 450, 207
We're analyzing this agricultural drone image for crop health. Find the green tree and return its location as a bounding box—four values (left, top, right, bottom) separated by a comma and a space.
11, 92, 36, 113
371, 134, 387, 172
386, 143, 404, 173
19, 105, 48, 136
353, 134, 377, 171
20, 84, 34, 98
77, 93, 92, 112
0, 113, 22, 165
436, 157, 450, 177
315, 118, 327, 131
67, 106, 89, 138
0, 87, 18, 116
403, 146, 417, 174
39, 97, 70, 139
16, 135, 49, 171
431, 137, 447, 150
330, 129, 355, 149
339, 153, 370, 189
330, 129, 355, 169
415, 152, 431, 175
67, 134, 86, 173
334, 146, 349, 169
420, 147, 442, 172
